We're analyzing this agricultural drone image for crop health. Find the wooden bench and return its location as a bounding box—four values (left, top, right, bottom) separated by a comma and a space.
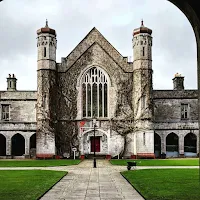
127, 161, 137, 170
136, 153, 155, 159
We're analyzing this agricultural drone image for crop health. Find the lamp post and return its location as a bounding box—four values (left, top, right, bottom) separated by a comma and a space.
93, 117, 97, 168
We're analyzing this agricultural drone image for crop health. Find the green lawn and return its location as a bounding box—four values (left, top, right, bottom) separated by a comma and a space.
0, 170, 66, 200
0, 159, 81, 167
122, 169, 200, 200
110, 158, 199, 166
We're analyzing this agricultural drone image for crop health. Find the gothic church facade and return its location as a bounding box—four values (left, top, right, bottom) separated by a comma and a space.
0, 21, 199, 159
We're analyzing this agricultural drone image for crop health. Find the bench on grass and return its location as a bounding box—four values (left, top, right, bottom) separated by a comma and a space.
136, 153, 155, 159
127, 161, 137, 170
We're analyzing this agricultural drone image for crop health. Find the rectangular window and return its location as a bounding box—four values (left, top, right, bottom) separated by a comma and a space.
181, 104, 189, 119
143, 132, 146, 145
143, 47, 145, 56
141, 95, 146, 109
2, 105, 9, 121
44, 47, 46, 57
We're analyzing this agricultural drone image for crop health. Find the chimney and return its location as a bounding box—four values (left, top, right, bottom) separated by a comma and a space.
173, 73, 184, 90
7, 74, 17, 91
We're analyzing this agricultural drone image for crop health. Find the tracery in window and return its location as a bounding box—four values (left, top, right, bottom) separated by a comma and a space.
82, 67, 108, 118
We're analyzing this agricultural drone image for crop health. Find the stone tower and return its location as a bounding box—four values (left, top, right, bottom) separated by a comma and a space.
36, 20, 57, 158
132, 21, 154, 155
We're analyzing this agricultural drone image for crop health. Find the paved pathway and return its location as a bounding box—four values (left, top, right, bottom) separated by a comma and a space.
40, 160, 144, 200
0, 161, 198, 200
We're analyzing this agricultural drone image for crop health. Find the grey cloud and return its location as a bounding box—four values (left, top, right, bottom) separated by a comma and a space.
0, 0, 197, 90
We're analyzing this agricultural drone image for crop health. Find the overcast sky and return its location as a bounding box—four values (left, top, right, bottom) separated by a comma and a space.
0, 0, 197, 90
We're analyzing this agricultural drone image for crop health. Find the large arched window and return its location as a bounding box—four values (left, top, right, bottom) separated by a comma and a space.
82, 67, 108, 118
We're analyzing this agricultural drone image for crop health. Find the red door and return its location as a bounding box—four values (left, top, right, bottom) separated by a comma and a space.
91, 137, 100, 152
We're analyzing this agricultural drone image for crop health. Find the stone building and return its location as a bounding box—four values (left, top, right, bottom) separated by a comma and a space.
0, 21, 198, 159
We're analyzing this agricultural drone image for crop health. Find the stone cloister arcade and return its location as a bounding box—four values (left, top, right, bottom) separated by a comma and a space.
0, 132, 36, 158
0, 130, 198, 158
154, 131, 199, 158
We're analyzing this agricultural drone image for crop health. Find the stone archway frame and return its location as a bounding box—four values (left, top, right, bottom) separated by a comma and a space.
154, 132, 161, 157
184, 132, 198, 156
29, 133, 36, 158
81, 128, 109, 155
166, 132, 179, 157
11, 133, 25, 156
0, 131, 36, 157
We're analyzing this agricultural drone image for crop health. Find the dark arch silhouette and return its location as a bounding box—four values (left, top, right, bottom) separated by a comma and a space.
154, 133, 161, 158
30, 133, 36, 149
11, 133, 25, 156
0, 134, 6, 156
184, 133, 197, 157
30, 133, 36, 158
166, 133, 179, 157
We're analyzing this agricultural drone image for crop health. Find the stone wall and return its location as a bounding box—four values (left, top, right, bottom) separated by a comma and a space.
55, 36, 133, 155
36, 70, 57, 157
58, 28, 132, 73
0, 91, 37, 157
153, 90, 198, 122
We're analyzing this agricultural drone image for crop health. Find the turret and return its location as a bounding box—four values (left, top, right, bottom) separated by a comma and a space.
132, 20, 153, 122
133, 20, 152, 68
37, 19, 57, 69
132, 21, 154, 156
7, 74, 17, 91
36, 20, 57, 158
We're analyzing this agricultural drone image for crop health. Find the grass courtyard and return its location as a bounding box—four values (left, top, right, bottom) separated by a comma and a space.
0, 159, 81, 167
110, 158, 199, 166
0, 170, 66, 200
122, 169, 200, 200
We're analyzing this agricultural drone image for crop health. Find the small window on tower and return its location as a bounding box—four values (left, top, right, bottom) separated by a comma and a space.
44, 47, 46, 57
143, 132, 146, 145
143, 47, 145, 56
9, 81, 11, 88
141, 41, 143, 45
141, 95, 146, 109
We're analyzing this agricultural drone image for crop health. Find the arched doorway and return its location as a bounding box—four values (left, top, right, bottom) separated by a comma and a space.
154, 133, 161, 158
166, 133, 179, 157
82, 129, 108, 156
11, 133, 25, 156
184, 133, 197, 157
0, 134, 6, 156
30, 133, 36, 158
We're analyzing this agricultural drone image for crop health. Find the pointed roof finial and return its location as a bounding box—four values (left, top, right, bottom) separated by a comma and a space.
45, 19, 48, 28
37, 19, 56, 36
141, 19, 144, 26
